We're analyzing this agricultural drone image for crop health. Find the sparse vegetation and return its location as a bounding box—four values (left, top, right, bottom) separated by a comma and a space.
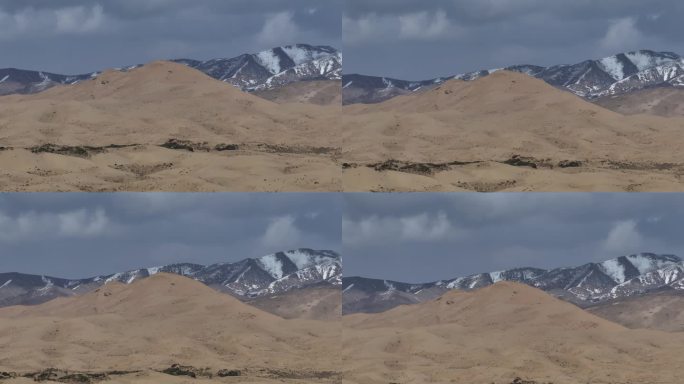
29, 144, 135, 158
160, 139, 210, 152
214, 143, 239, 151
366, 159, 479, 175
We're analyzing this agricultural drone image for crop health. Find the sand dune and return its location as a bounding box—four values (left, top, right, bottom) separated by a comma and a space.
0, 273, 340, 383
0, 61, 341, 192
342, 71, 684, 191
342, 282, 684, 384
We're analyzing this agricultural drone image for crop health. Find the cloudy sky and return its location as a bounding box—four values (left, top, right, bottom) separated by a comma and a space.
344, 0, 684, 79
0, 193, 341, 278
0, 0, 341, 73
343, 193, 684, 283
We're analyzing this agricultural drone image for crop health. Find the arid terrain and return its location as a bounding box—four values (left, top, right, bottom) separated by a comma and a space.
0, 62, 341, 192
246, 284, 341, 321
341, 71, 684, 192
253, 80, 341, 106
595, 87, 684, 117
342, 282, 684, 384
587, 289, 684, 332
0, 273, 341, 384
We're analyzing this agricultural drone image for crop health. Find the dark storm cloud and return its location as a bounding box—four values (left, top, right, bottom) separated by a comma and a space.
0, 0, 341, 73
343, 193, 684, 283
0, 193, 341, 278
343, 0, 684, 79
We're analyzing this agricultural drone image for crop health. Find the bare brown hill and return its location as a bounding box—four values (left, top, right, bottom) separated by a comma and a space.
587, 289, 684, 332
253, 80, 341, 105
246, 285, 341, 321
342, 70, 684, 192
595, 87, 684, 117
0, 61, 341, 192
0, 273, 340, 383
342, 281, 684, 384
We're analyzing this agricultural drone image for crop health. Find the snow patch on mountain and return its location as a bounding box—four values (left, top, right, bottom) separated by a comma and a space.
343, 49, 684, 104
255, 50, 282, 74
257, 254, 285, 279
0, 249, 341, 308
599, 258, 626, 283
344, 253, 684, 312
489, 271, 504, 283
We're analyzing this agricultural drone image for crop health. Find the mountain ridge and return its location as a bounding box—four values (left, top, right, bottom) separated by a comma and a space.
343, 252, 684, 313
0, 43, 341, 97
343, 49, 684, 104
0, 248, 341, 308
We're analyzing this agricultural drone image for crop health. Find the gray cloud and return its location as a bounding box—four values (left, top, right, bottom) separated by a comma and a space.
343, 193, 684, 283
343, 0, 684, 79
0, 193, 341, 278
0, 0, 341, 73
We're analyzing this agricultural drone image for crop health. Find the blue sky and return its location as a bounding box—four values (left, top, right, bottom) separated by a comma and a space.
343, 193, 684, 282
0, 193, 341, 278
0, 0, 342, 73
344, 0, 684, 79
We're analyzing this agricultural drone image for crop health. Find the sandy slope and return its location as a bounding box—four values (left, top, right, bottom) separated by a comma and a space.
587, 290, 684, 332
0, 273, 340, 383
342, 71, 684, 191
342, 282, 684, 384
253, 80, 341, 106
246, 285, 341, 321
0, 61, 341, 192
0, 147, 339, 192
595, 87, 684, 117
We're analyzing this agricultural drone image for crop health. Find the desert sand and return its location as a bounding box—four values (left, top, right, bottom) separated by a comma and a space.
0, 61, 341, 192
342, 282, 684, 384
342, 71, 684, 191
0, 273, 340, 384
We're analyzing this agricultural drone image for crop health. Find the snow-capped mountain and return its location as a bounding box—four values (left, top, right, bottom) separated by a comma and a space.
343, 253, 684, 313
343, 50, 684, 104
0, 249, 341, 308
0, 44, 340, 97
0, 68, 96, 96
173, 44, 341, 91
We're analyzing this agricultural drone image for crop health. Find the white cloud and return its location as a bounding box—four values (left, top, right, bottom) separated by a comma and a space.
257, 11, 299, 45
344, 10, 458, 45
601, 219, 643, 255
57, 208, 109, 236
343, 211, 458, 246
261, 215, 302, 249
0, 4, 106, 38
55, 5, 105, 33
600, 17, 644, 51
0, 208, 111, 242
398, 10, 452, 40
343, 14, 383, 45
